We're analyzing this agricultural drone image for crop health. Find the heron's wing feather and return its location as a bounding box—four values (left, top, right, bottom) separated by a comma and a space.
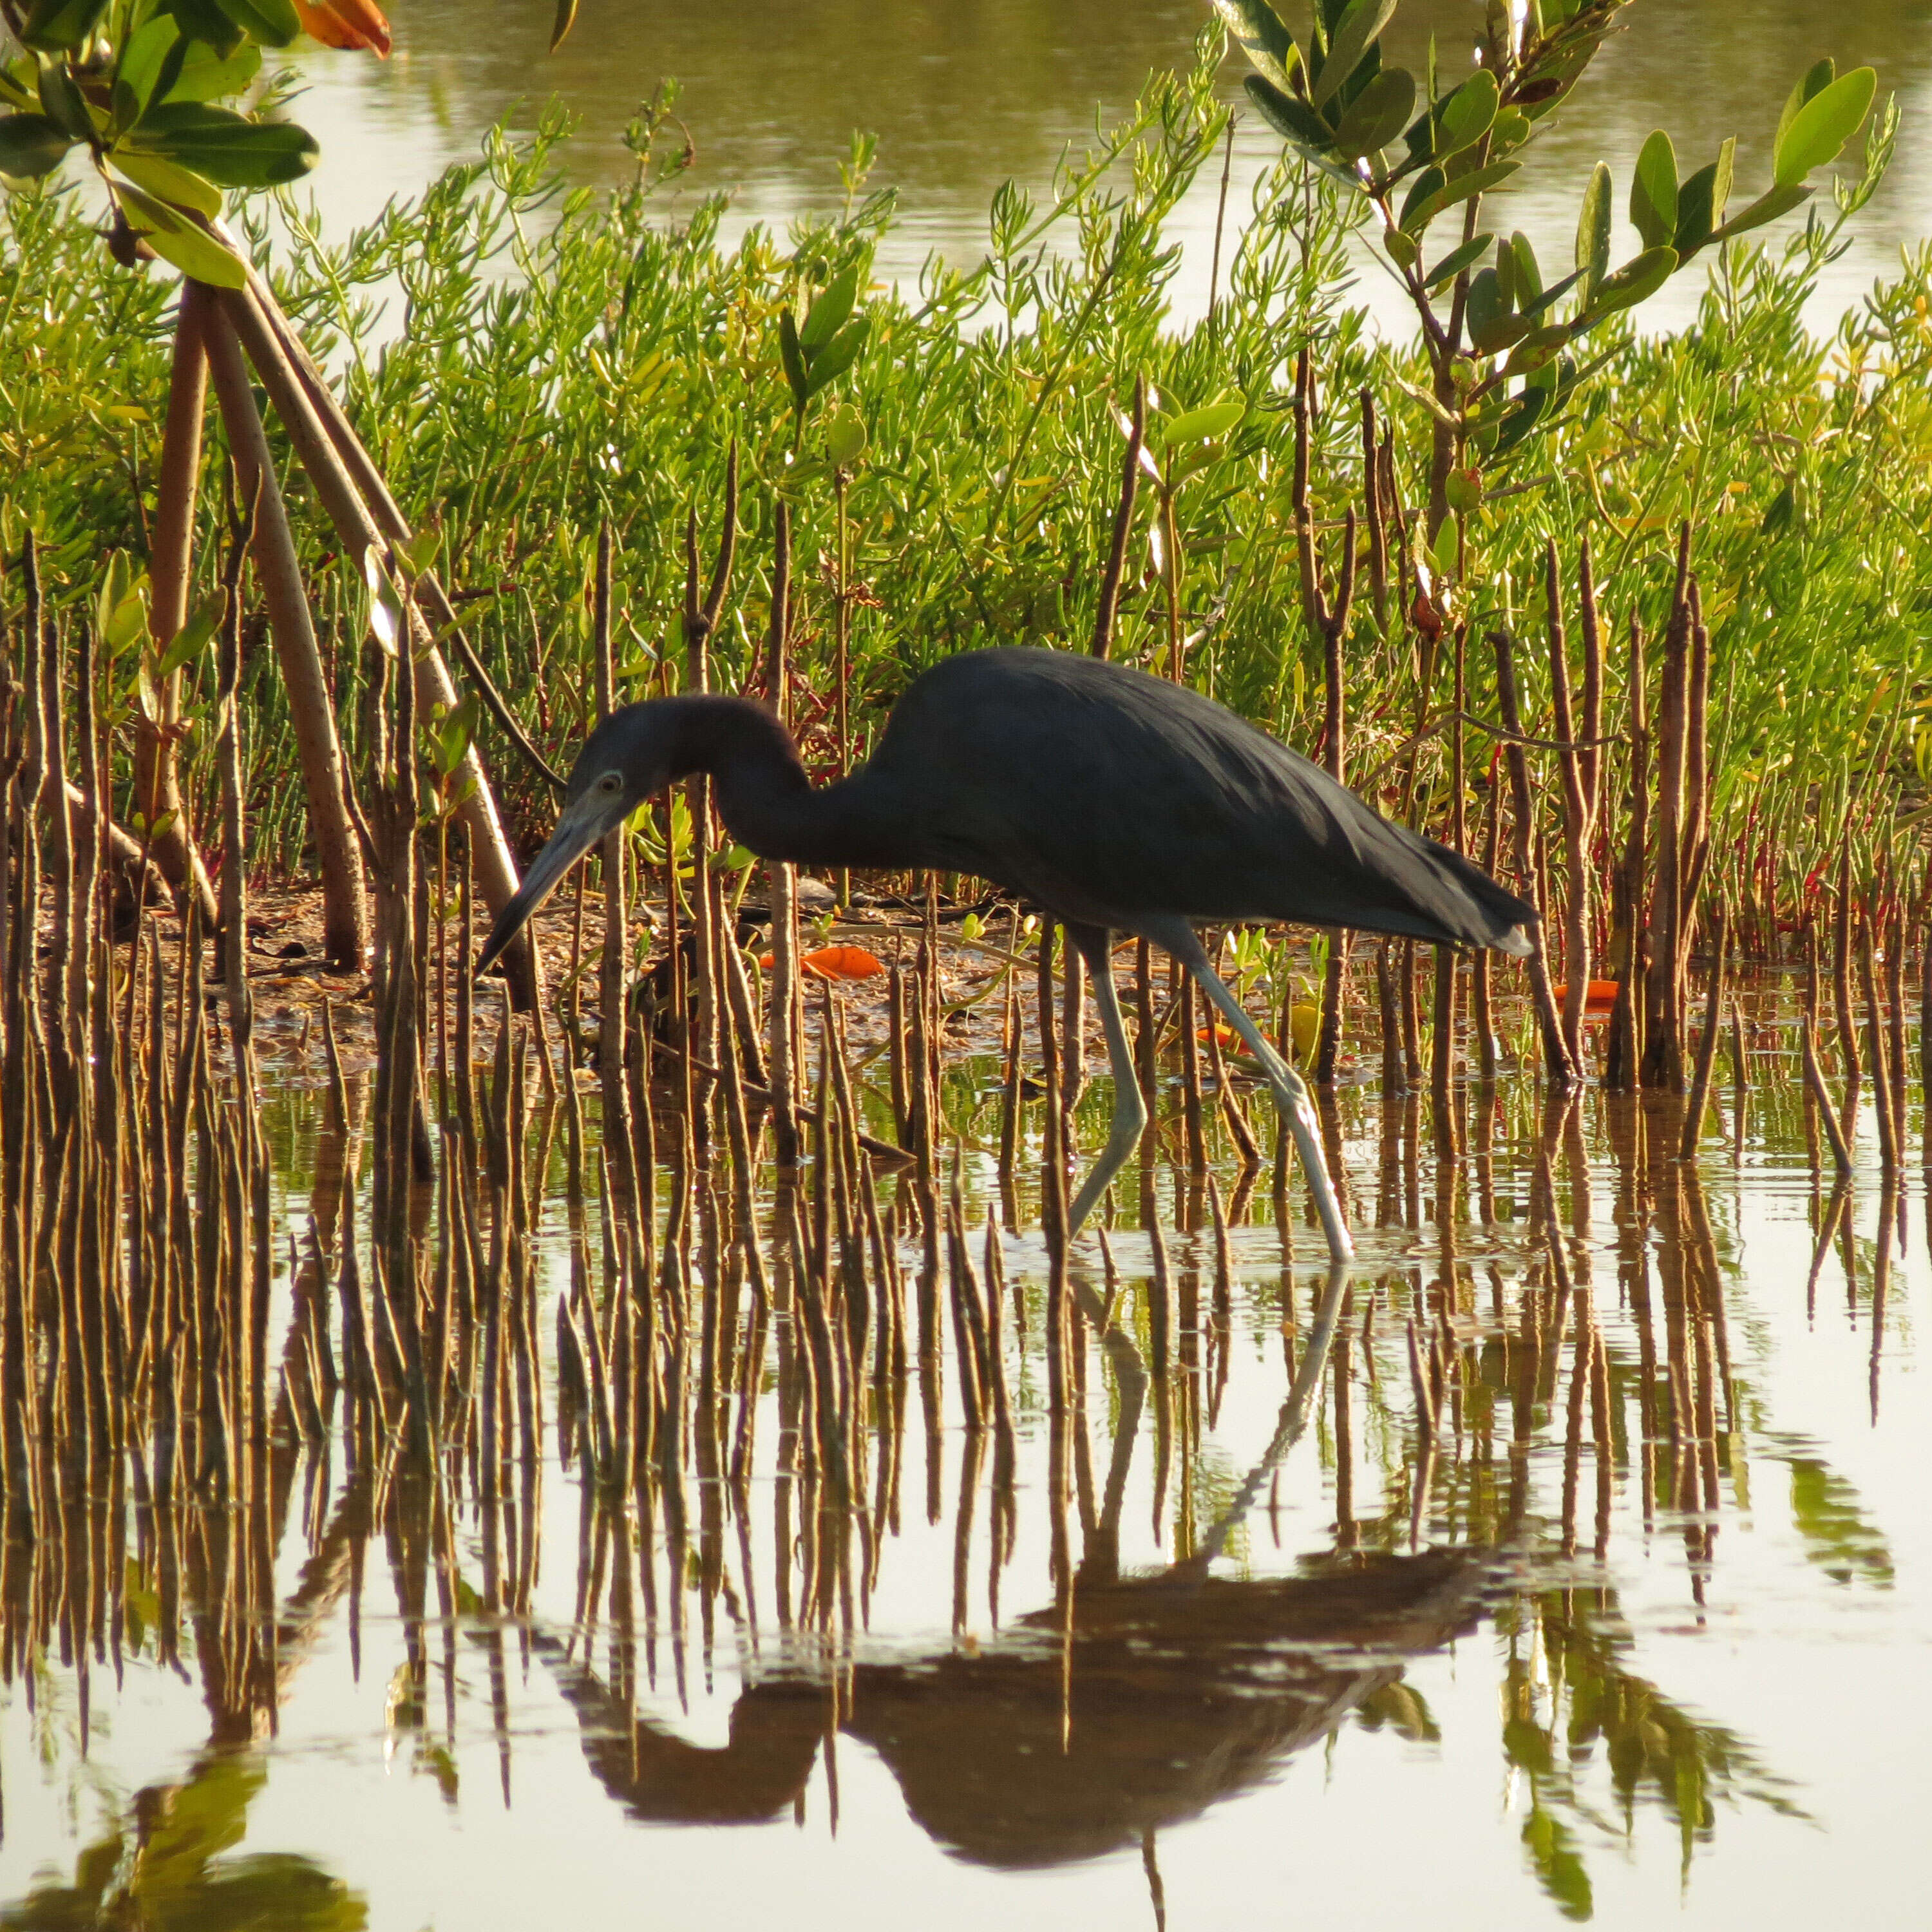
866, 649, 1532, 949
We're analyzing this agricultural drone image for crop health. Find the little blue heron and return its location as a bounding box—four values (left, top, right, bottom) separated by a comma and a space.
475, 647, 1535, 1262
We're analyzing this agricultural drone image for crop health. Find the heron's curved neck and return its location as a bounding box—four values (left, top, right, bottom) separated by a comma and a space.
668, 695, 907, 869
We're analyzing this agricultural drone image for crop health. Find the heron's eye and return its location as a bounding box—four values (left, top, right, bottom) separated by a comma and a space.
598, 773, 621, 794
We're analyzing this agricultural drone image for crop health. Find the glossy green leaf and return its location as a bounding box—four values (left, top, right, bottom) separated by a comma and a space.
1401, 159, 1518, 234
157, 596, 224, 677
1579, 243, 1676, 320
113, 17, 183, 131
1436, 70, 1499, 156
1331, 66, 1414, 160
1381, 223, 1418, 270
114, 180, 249, 285
778, 310, 810, 413
111, 149, 223, 215
824, 403, 867, 466
1673, 139, 1734, 256
1773, 67, 1875, 187
0, 111, 73, 178
1212, 0, 1300, 97
1421, 231, 1492, 290
1163, 398, 1245, 446
1243, 73, 1330, 153
1310, 0, 1394, 111
33, 55, 93, 140
129, 103, 317, 186
1575, 160, 1611, 296
1776, 57, 1835, 154
1466, 267, 1527, 353
216, 0, 301, 49
161, 39, 261, 106
1489, 383, 1551, 457
1629, 129, 1677, 251
1509, 230, 1542, 304
1488, 105, 1531, 153
1710, 182, 1814, 242
806, 315, 869, 395
19, 0, 111, 53
800, 264, 858, 355
162, 0, 245, 61
1397, 164, 1444, 231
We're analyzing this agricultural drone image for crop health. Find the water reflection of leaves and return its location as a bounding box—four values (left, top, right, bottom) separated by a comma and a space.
0, 1752, 366, 1932
1497, 1591, 1808, 1918
1759, 1434, 1895, 1587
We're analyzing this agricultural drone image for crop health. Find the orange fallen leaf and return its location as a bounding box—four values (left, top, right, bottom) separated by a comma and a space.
1554, 978, 1621, 1013
296, 0, 392, 55
756, 945, 886, 981
807, 945, 885, 980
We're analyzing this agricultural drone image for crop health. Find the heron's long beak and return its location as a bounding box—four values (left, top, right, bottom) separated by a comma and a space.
475, 792, 626, 978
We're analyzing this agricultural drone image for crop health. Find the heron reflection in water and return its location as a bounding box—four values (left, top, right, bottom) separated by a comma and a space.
537, 1270, 1487, 1869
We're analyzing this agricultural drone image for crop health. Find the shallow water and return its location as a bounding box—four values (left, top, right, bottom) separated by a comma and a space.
279, 0, 1932, 331
1, 994, 1926, 1931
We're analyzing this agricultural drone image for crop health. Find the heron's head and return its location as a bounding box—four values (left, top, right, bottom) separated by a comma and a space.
475, 702, 683, 976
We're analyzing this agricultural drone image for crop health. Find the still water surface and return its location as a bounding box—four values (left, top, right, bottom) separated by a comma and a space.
279, 1, 1932, 328
0, 986, 1925, 1931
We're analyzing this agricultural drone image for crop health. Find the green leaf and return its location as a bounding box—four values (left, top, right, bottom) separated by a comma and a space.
778, 310, 810, 414
1162, 398, 1245, 446
1331, 65, 1414, 160
1243, 72, 1330, 153
550, 0, 580, 52
19, 0, 111, 53
805, 315, 869, 395
1488, 105, 1531, 153
160, 39, 261, 106
113, 17, 184, 131
0, 111, 73, 178
1508, 230, 1542, 305
824, 402, 867, 466
215, 0, 301, 49
1773, 66, 1875, 187
163, 0, 245, 59
1421, 231, 1492, 290
157, 596, 224, 678
111, 149, 223, 216
1466, 267, 1527, 353
33, 54, 93, 140
1629, 129, 1677, 251
1436, 70, 1499, 156
114, 180, 249, 284
1400, 158, 1518, 234
1673, 139, 1734, 256
1310, 0, 1394, 111
1580, 243, 1676, 320
1489, 384, 1551, 457
800, 264, 858, 355
1710, 182, 1814, 243
1575, 160, 1611, 298
1212, 0, 1300, 97
1776, 57, 1835, 154
129, 103, 317, 186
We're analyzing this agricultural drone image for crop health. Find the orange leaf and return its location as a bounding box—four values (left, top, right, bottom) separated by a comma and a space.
1554, 978, 1621, 1013
296, 1, 392, 55
802, 945, 885, 981
755, 945, 885, 981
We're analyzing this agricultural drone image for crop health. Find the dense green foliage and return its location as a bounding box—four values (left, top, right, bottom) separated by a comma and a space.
1, 40, 1927, 902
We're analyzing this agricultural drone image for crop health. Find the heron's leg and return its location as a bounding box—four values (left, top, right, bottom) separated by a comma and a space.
1151, 922, 1354, 1265
1065, 925, 1148, 1235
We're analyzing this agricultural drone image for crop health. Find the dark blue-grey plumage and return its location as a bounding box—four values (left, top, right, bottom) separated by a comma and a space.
476, 645, 1538, 1264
